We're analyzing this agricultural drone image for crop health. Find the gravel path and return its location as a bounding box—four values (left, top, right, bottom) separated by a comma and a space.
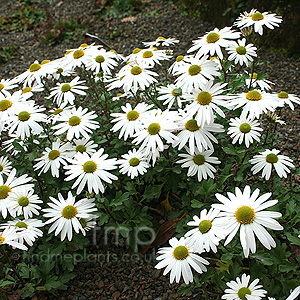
1, 0, 299, 299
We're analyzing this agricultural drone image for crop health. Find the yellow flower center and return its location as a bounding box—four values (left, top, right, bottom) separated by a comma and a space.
129, 157, 140, 166
0, 99, 12, 111
278, 91, 288, 99
171, 88, 182, 97
76, 145, 86, 153
54, 108, 63, 115
198, 220, 212, 234
143, 51, 153, 58
61, 83, 72, 93
185, 119, 199, 132
148, 123, 161, 135
131, 66, 142, 75
48, 150, 60, 160
18, 196, 29, 207
0, 84, 4, 90
80, 43, 89, 48
73, 49, 85, 59
41, 60, 50, 65
173, 245, 189, 260
83, 161, 97, 173
0, 185, 11, 199
109, 49, 117, 54
132, 48, 141, 54
236, 46, 247, 55
95, 55, 105, 63
188, 65, 201, 76
18, 111, 30, 121
157, 36, 166, 40
235, 206, 255, 224
238, 287, 252, 299
62, 205, 78, 219
251, 12, 264, 21
69, 116, 81, 126
206, 32, 220, 43
250, 73, 258, 80
0, 235, 4, 244
127, 110, 140, 121
0, 165, 3, 172
29, 63, 41, 72
22, 87, 32, 94
56, 68, 64, 74
246, 90, 262, 101
193, 154, 205, 165
266, 153, 278, 163
239, 123, 251, 133
197, 91, 212, 105
16, 221, 28, 229
176, 55, 184, 62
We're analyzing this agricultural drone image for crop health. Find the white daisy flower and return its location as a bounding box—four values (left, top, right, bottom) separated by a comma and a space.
135, 48, 170, 68
48, 105, 74, 125
62, 46, 92, 71
185, 80, 229, 127
79, 217, 97, 236
110, 102, 153, 141
46, 57, 75, 80
168, 55, 190, 75
6, 102, 47, 140
7, 186, 42, 219
14, 60, 51, 86
142, 36, 179, 47
43, 192, 97, 241
108, 63, 158, 94
188, 27, 241, 60
234, 9, 282, 36
228, 112, 263, 148
174, 55, 220, 92
132, 109, 178, 156
212, 185, 283, 257
249, 149, 295, 180
226, 38, 257, 67
0, 218, 43, 247
245, 72, 274, 91
173, 114, 224, 154
49, 76, 88, 108
265, 112, 285, 125
0, 227, 27, 250
222, 273, 267, 300
20, 83, 44, 99
0, 78, 18, 97
0, 91, 31, 131
118, 149, 150, 179
185, 208, 225, 253
69, 138, 98, 157
34, 139, 73, 178
85, 48, 119, 75
0, 156, 12, 178
155, 237, 209, 284
228, 90, 280, 119
52, 106, 99, 141
177, 148, 221, 181
157, 84, 188, 109
64, 149, 118, 195
0, 169, 33, 219
275, 91, 300, 110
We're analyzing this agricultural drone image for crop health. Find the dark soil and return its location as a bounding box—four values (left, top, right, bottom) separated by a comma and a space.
0, 0, 299, 299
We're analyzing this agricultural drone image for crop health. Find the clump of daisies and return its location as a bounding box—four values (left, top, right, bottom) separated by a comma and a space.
0, 7, 299, 299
